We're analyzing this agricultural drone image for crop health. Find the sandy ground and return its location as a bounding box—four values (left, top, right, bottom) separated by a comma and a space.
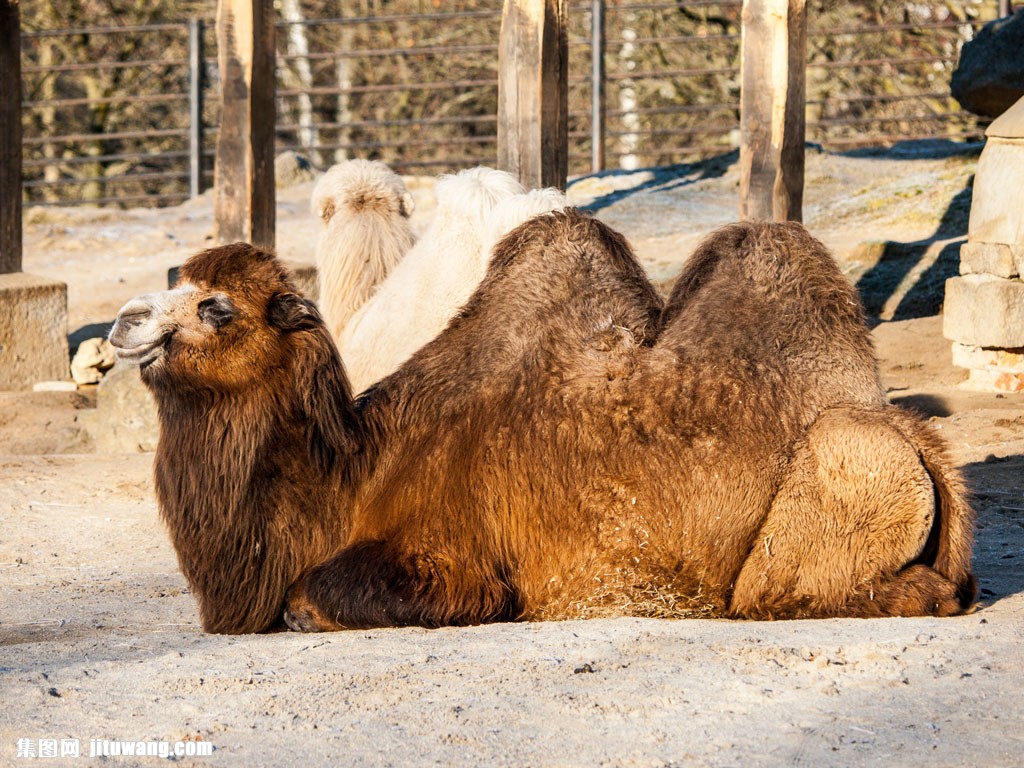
1, 144, 1023, 766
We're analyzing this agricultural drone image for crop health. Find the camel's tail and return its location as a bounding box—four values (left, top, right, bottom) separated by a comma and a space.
890, 406, 977, 611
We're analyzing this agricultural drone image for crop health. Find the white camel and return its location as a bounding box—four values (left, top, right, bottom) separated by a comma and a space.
339, 168, 569, 392
311, 159, 416, 342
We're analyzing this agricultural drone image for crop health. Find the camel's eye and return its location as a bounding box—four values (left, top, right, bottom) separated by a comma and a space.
198, 294, 238, 329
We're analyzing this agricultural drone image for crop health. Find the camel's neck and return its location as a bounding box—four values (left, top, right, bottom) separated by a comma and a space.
151, 364, 360, 633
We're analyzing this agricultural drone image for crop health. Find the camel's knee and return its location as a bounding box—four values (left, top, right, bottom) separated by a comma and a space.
283, 539, 520, 631
797, 409, 938, 566
282, 539, 423, 631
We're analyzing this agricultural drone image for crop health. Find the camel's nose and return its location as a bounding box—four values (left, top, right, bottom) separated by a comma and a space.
108, 296, 164, 352
111, 299, 153, 334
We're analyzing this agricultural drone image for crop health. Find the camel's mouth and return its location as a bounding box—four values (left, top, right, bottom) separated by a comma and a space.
111, 335, 168, 368
110, 287, 194, 370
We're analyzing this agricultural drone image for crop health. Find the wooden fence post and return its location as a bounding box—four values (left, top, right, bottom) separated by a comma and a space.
1, 0, 22, 274
188, 17, 205, 199
738, 0, 807, 222
213, 0, 275, 249
590, 0, 606, 174
497, 0, 568, 191
0, 0, 70, 389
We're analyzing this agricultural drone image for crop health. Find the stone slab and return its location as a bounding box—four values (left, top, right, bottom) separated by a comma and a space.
951, 341, 1024, 373
961, 367, 1024, 393
968, 139, 1024, 246
943, 274, 1024, 348
959, 241, 1020, 278
32, 380, 77, 392
986, 93, 1024, 139
0, 272, 70, 391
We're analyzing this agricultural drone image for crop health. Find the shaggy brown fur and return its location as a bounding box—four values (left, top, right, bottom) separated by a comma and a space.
109, 213, 975, 633
109, 246, 360, 632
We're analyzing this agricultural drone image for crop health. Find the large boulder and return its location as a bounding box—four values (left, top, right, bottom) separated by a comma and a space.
78, 360, 159, 452
951, 9, 1024, 118
275, 150, 317, 188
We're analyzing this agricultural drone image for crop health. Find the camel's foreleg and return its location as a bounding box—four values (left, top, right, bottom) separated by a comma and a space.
283, 539, 521, 631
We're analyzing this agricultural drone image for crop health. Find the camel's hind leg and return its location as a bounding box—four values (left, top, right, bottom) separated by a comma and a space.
283, 539, 521, 631
730, 408, 963, 619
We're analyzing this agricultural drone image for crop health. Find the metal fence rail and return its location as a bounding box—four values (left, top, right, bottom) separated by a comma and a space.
20, 1, 1001, 208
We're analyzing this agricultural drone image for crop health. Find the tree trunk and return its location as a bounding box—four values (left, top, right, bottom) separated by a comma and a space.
616, 13, 640, 171
497, 0, 568, 190
335, 38, 354, 164
213, 0, 276, 249
280, 0, 320, 167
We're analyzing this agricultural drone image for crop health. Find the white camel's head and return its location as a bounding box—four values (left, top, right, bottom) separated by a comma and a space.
432, 166, 526, 225
311, 159, 414, 226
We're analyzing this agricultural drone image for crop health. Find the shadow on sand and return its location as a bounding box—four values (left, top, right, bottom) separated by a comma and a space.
961, 453, 1024, 608
851, 138, 983, 323
571, 150, 738, 215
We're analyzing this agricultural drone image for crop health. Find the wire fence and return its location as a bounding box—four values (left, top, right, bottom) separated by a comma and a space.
20, 1, 1003, 208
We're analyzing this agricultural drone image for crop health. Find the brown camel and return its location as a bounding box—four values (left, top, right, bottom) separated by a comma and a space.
108, 211, 975, 633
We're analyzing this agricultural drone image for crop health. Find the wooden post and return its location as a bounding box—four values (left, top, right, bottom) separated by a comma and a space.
738, 0, 807, 222
189, 17, 205, 199
590, 0, 606, 174
0, 1, 70, 389
1, 0, 22, 274
497, 0, 568, 191
213, 0, 275, 249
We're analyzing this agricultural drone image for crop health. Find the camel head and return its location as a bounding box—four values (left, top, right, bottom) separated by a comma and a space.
432, 166, 526, 226
312, 158, 414, 225
109, 242, 327, 394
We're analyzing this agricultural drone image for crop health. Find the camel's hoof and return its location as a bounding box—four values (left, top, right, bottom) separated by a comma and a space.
283, 583, 341, 632
283, 604, 322, 633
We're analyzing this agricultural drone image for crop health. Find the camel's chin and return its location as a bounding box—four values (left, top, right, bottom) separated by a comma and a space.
112, 338, 166, 368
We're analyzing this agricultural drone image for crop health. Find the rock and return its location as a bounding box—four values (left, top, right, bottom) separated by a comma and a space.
968, 138, 1024, 246
70, 337, 116, 385
943, 274, 1024, 349
0, 272, 70, 391
32, 381, 77, 392
959, 241, 1020, 279
80, 359, 159, 452
951, 10, 1024, 118
987, 94, 1024, 139
951, 342, 1024, 373
962, 368, 1024, 393
275, 151, 318, 188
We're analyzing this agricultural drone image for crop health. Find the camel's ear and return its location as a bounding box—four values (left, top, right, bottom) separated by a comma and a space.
399, 191, 415, 218
268, 292, 321, 333
318, 199, 335, 224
